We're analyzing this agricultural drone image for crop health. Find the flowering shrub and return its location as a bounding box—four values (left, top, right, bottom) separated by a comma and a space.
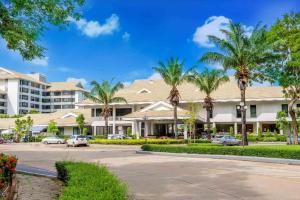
0, 154, 17, 189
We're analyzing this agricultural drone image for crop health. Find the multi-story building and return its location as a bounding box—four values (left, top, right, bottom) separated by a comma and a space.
0, 67, 86, 115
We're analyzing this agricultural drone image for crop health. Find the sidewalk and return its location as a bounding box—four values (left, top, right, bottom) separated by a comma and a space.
16, 164, 57, 177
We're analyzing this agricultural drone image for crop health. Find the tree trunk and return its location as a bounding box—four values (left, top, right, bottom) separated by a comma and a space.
206, 106, 211, 139
174, 104, 178, 138
289, 98, 299, 145
240, 87, 248, 146
104, 116, 109, 137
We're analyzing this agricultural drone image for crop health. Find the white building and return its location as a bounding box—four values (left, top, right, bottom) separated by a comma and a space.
77, 77, 299, 137
0, 67, 86, 115
1, 76, 298, 137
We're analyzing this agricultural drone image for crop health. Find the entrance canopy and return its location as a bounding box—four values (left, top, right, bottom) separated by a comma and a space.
123, 101, 205, 121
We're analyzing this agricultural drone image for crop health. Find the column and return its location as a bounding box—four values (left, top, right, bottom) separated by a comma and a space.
234, 122, 238, 135
145, 121, 149, 137
184, 125, 188, 139
256, 122, 260, 135
112, 106, 116, 134
151, 121, 154, 135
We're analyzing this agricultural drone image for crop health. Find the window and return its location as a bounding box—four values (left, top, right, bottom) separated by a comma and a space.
42, 105, 50, 109
19, 102, 28, 107
42, 98, 51, 103
42, 92, 50, 96
54, 105, 61, 109
62, 98, 74, 102
19, 109, 28, 114
54, 98, 61, 102
250, 105, 257, 118
62, 105, 74, 109
95, 108, 102, 117
19, 95, 28, 100
31, 82, 40, 88
53, 91, 61, 96
31, 96, 40, 102
62, 91, 74, 95
30, 89, 40, 95
0, 94, 5, 99
91, 108, 95, 117
0, 102, 5, 107
20, 87, 29, 93
282, 104, 288, 115
236, 105, 242, 118
30, 103, 39, 109
116, 108, 132, 116
20, 80, 29, 86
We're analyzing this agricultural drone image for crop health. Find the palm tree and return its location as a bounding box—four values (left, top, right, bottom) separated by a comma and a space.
189, 68, 229, 139
200, 21, 274, 145
153, 57, 194, 138
85, 81, 127, 136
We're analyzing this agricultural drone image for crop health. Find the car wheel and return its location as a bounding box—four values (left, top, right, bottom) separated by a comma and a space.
72, 143, 76, 147
44, 141, 48, 145
222, 142, 227, 146
57, 141, 61, 144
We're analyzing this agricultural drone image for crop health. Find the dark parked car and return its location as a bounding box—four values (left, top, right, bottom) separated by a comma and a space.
85, 136, 96, 141
0, 138, 4, 144
212, 135, 242, 146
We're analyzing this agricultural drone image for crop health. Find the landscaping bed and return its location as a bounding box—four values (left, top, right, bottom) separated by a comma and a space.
56, 161, 128, 200
89, 138, 210, 145
141, 144, 300, 160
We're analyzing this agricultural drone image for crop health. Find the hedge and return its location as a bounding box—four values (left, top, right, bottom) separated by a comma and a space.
89, 138, 210, 145
56, 161, 127, 200
235, 134, 286, 142
141, 144, 300, 160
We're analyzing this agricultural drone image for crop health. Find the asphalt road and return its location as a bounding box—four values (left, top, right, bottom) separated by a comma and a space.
1, 143, 300, 200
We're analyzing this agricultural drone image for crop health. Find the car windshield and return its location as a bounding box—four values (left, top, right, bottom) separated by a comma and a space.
77, 136, 86, 139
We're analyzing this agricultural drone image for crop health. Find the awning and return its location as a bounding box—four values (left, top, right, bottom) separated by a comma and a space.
30, 126, 47, 133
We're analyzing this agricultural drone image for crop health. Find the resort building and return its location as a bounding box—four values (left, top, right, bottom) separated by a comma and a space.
0, 67, 86, 115
0, 75, 299, 137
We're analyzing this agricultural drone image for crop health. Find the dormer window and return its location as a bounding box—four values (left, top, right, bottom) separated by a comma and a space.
137, 88, 151, 94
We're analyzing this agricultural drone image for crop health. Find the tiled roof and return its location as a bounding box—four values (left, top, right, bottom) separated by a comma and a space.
47, 82, 86, 92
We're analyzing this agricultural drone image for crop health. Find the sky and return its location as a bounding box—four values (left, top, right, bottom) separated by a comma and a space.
0, 0, 299, 87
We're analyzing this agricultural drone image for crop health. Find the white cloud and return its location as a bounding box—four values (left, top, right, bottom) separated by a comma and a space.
69, 14, 119, 37
122, 81, 132, 86
193, 16, 253, 48
66, 77, 87, 86
122, 32, 130, 41
148, 72, 162, 80
30, 57, 49, 66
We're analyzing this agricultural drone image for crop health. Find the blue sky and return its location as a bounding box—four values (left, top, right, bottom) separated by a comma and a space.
0, 0, 299, 87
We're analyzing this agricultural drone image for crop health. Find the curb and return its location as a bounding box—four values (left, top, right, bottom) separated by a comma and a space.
16, 164, 57, 178
136, 150, 300, 165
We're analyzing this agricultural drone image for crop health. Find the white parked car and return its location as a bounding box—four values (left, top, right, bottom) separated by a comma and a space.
42, 136, 65, 144
66, 135, 88, 147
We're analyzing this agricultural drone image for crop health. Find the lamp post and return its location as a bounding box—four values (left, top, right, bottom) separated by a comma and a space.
237, 102, 247, 147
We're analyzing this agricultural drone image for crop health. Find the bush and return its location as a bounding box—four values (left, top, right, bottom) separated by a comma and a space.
28, 135, 46, 142
0, 154, 17, 188
89, 139, 210, 145
55, 161, 127, 200
141, 144, 300, 160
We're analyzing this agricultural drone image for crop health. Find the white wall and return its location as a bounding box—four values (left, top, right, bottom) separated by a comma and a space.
6, 80, 19, 115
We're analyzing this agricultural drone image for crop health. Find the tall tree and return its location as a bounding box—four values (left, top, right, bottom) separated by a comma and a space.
47, 120, 59, 135
200, 21, 275, 145
76, 113, 85, 135
153, 57, 194, 137
85, 81, 127, 136
0, 0, 84, 60
189, 68, 229, 139
268, 13, 300, 144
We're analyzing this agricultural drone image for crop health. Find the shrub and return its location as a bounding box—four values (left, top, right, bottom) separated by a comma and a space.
56, 161, 127, 200
141, 144, 300, 160
89, 139, 210, 145
262, 137, 277, 142
0, 154, 17, 188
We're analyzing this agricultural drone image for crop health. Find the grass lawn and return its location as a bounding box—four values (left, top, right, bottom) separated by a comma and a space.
141, 143, 300, 160
56, 161, 128, 200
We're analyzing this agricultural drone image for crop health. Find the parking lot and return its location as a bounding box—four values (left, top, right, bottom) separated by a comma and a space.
1, 143, 300, 200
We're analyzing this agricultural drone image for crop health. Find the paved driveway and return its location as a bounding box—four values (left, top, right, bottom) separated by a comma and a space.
1, 143, 300, 200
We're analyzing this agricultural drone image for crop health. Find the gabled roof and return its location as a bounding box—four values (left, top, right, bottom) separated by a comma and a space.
47, 81, 86, 92
78, 77, 284, 105
0, 109, 92, 130
0, 67, 49, 85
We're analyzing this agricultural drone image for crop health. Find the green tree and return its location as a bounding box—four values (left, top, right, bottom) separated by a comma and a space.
85, 81, 127, 136
76, 114, 85, 135
47, 120, 59, 135
276, 111, 289, 135
200, 22, 275, 145
189, 68, 229, 139
0, 0, 84, 60
268, 13, 300, 144
25, 116, 33, 136
14, 118, 26, 142
183, 103, 200, 143
153, 57, 194, 137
